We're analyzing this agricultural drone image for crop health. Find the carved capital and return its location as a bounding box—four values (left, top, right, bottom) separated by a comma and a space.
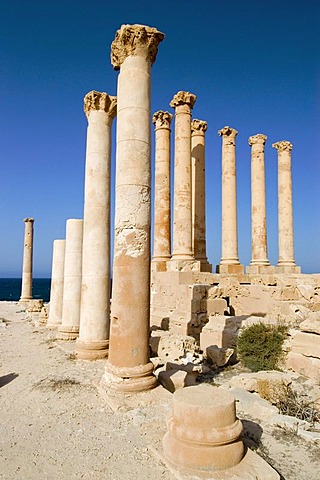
111, 24, 165, 70
24, 218, 34, 223
170, 91, 196, 109
153, 111, 172, 129
272, 140, 293, 152
248, 134, 267, 146
191, 119, 208, 134
84, 91, 117, 119
218, 126, 238, 138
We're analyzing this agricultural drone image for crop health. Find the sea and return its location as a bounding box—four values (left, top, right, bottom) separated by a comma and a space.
0, 278, 51, 302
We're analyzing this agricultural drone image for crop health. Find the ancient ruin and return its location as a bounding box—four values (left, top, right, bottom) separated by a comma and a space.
17, 22, 320, 480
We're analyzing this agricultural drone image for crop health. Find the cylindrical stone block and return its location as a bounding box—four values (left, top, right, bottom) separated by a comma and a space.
170, 91, 196, 260
20, 218, 34, 301
273, 141, 296, 266
163, 385, 244, 475
152, 111, 172, 264
104, 24, 164, 392
47, 239, 66, 328
58, 219, 83, 340
249, 134, 270, 266
75, 91, 117, 359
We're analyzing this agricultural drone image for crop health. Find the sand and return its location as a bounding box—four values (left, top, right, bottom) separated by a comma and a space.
0, 301, 319, 480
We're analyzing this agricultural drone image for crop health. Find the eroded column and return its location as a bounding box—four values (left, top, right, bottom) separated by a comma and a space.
217, 126, 244, 274
58, 219, 83, 340
47, 239, 66, 328
169, 91, 197, 271
272, 141, 300, 273
103, 24, 164, 392
191, 119, 211, 272
152, 110, 172, 271
20, 218, 34, 301
247, 134, 271, 273
75, 91, 117, 359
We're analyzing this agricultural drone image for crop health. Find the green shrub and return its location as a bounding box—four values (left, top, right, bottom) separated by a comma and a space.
237, 322, 288, 372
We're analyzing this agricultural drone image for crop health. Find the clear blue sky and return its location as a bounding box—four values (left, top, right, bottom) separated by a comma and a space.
0, 0, 319, 277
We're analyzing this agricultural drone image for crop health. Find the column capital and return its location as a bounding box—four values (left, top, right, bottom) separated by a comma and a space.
170, 91, 196, 109
111, 24, 164, 70
218, 126, 238, 138
84, 91, 117, 119
24, 218, 34, 223
248, 134, 267, 146
272, 140, 293, 152
153, 110, 172, 129
191, 119, 208, 135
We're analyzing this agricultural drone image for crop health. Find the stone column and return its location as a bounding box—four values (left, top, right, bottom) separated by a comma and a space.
217, 126, 244, 274
58, 219, 83, 340
103, 24, 164, 392
47, 239, 66, 328
75, 91, 117, 359
246, 134, 272, 274
272, 141, 300, 273
20, 218, 34, 301
191, 119, 212, 272
169, 91, 198, 271
151, 110, 172, 271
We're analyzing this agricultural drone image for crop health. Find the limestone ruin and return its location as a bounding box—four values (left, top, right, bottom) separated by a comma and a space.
20, 23, 320, 479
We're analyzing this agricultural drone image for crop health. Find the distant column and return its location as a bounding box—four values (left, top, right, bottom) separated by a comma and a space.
152, 110, 172, 270
75, 91, 117, 359
47, 239, 66, 328
58, 219, 83, 340
272, 141, 300, 272
249, 134, 270, 267
170, 91, 196, 266
104, 24, 164, 393
20, 218, 34, 301
217, 126, 244, 274
191, 119, 211, 272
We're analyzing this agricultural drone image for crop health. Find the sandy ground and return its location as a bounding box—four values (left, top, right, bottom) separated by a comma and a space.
0, 301, 319, 480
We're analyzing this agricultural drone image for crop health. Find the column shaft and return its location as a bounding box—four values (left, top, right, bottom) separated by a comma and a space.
152, 111, 172, 268
273, 141, 296, 267
20, 218, 34, 301
76, 91, 116, 359
217, 126, 243, 274
47, 239, 66, 327
191, 119, 211, 272
249, 134, 269, 265
170, 92, 196, 260
58, 219, 83, 340
105, 24, 164, 393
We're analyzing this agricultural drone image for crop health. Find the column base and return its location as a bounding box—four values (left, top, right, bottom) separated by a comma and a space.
57, 325, 79, 341
19, 297, 32, 303
46, 318, 62, 329
75, 339, 109, 360
151, 259, 169, 272
276, 265, 301, 274
102, 361, 158, 393
246, 265, 276, 274
167, 259, 201, 272
216, 264, 244, 274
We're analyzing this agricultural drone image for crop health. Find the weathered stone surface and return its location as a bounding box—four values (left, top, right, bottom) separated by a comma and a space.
300, 312, 320, 334
205, 345, 234, 368
227, 387, 279, 421
207, 298, 228, 315
285, 352, 320, 382
227, 372, 291, 405
151, 331, 199, 362
291, 332, 320, 358
200, 315, 242, 350
158, 369, 198, 393
269, 413, 309, 430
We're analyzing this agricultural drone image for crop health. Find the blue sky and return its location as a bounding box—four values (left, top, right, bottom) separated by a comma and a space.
0, 0, 319, 277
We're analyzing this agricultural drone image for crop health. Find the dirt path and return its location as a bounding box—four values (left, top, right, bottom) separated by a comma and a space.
0, 301, 319, 480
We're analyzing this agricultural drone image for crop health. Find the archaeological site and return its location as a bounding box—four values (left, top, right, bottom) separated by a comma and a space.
2, 23, 319, 480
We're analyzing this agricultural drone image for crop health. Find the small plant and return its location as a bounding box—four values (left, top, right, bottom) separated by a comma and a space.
276, 385, 320, 426
237, 322, 288, 372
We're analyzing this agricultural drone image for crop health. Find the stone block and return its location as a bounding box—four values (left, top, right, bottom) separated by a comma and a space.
227, 371, 291, 404
246, 265, 276, 275
207, 298, 228, 315
200, 315, 242, 350
300, 312, 320, 334
151, 331, 199, 362
158, 369, 198, 393
291, 331, 320, 358
227, 387, 279, 421
285, 352, 320, 382
205, 345, 234, 368
269, 413, 309, 430
216, 264, 245, 274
